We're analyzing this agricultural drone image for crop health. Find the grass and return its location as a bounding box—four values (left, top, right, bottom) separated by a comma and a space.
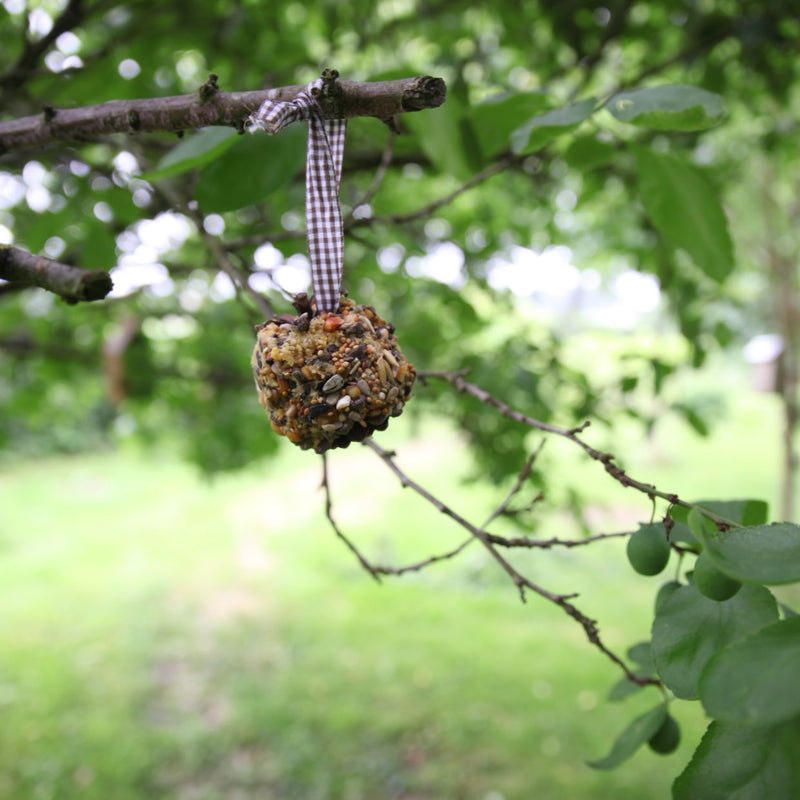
0, 386, 794, 799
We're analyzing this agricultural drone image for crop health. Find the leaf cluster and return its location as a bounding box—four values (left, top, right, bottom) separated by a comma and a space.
594, 499, 800, 797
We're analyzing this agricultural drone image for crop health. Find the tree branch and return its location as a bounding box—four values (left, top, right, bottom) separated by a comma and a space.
419, 369, 743, 529
223, 150, 521, 249
0, 245, 112, 302
486, 530, 632, 549
0, 75, 446, 154
363, 438, 659, 688
321, 453, 382, 583
419, 369, 669, 499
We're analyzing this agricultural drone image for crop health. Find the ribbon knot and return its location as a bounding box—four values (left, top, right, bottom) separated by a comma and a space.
249, 80, 346, 314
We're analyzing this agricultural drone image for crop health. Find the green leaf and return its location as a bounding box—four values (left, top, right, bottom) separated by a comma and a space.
679, 405, 710, 437
80, 223, 117, 270
655, 580, 683, 612
141, 126, 240, 181
510, 97, 597, 154
405, 95, 482, 180
781, 603, 799, 619
627, 641, 656, 673
700, 617, 800, 725
608, 677, 645, 701
675, 500, 769, 527
694, 522, 800, 585
651, 583, 778, 699
608, 641, 656, 700
633, 145, 735, 283
587, 704, 666, 770
607, 85, 726, 131
688, 507, 718, 541
471, 92, 552, 159
563, 135, 616, 171
195, 126, 306, 213
673, 719, 800, 800
671, 500, 768, 549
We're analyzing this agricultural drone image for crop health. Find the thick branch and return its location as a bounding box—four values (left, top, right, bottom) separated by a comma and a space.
0, 75, 446, 154
0, 245, 112, 302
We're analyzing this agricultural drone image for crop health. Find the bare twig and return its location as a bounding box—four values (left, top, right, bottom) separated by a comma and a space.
137, 155, 275, 320
419, 369, 670, 499
203, 233, 275, 320
326, 443, 545, 578
486, 530, 632, 549
419, 369, 745, 530
223, 151, 522, 249
0, 245, 112, 302
0, 75, 446, 153
320, 453, 382, 583
347, 131, 396, 219
371, 537, 474, 577
483, 442, 544, 528
362, 438, 659, 687
354, 153, 522, 229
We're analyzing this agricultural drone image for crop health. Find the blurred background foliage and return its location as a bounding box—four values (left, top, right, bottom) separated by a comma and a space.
3, 2, 800, 798
1, 0, 799, 483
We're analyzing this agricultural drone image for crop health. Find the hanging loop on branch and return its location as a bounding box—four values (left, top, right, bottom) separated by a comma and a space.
249, 77, 346, 314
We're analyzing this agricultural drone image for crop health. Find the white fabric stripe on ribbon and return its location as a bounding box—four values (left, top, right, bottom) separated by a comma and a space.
248, 80, 346, 314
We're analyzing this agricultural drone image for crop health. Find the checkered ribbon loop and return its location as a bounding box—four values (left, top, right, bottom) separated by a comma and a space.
249, 79, 346, 314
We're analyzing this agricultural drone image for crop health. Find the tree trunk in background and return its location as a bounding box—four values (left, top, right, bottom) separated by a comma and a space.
765, 168, 800, 521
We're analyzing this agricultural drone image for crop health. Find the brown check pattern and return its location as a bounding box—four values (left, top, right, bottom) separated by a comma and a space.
249, 80, 346, 313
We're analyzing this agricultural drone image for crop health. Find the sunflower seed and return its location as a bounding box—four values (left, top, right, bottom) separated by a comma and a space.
322, 374, 345, 393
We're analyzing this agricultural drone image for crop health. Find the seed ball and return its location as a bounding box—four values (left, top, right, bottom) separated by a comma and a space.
251, 296, 416, 453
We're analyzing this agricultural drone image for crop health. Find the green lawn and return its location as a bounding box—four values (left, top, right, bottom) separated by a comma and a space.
0, 389, 792, 799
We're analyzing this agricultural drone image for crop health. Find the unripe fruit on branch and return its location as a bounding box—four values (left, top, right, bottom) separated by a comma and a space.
648, 714, 680, 755
693, 551, 742, 601
626, 525, 671, 576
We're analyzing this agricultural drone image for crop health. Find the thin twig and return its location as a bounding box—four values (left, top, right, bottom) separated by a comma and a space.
339, 443, 545, 577
353, 154, 522, 229
420, 370, 669, 499
363, 438, 659, 687
202, 233, 275, 320
371, 537, 474, 576
483, 441, 544, 528
486, 531, 632, 549
420, 369, 743, 529
320, 453, 382, 583
347, 131, 396, 219
137, 156, 275, 320
223, 151, 523, 249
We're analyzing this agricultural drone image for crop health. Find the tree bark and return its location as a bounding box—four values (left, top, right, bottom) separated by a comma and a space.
0, 75, 446, 153
0, 245, 112, 302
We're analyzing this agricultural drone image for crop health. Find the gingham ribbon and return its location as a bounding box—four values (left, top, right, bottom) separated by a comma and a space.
248, 79, 346, 314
